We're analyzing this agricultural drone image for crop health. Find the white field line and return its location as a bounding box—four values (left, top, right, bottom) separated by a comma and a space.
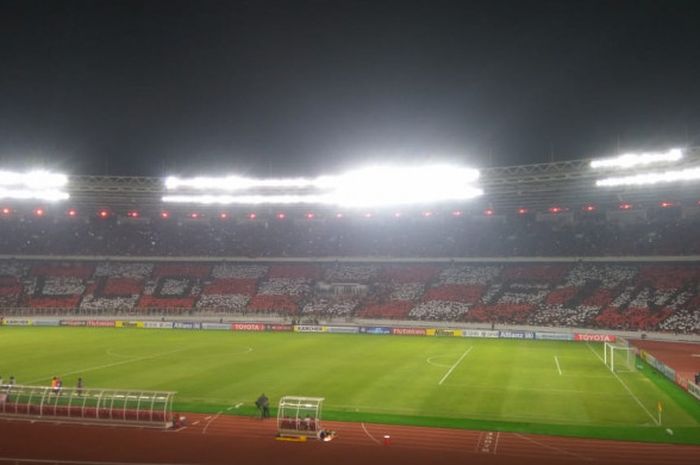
554, 356, 562, 375
360, 422, 382, 445
438, 347, 473, 385
202, 411, 223, 434
426, 356, 453, 368
585, 343, 659, 425
25, 347, 188, 385
0, 458, 199, 465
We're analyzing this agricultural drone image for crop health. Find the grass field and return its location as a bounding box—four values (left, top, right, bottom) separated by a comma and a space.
1, 327, 699, 444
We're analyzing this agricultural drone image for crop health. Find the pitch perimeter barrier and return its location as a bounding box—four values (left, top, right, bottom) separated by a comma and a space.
689, 381, 700, 401
10, 318, 619, 346
462, 329, 499, 338
536, 332, 574, 341
574, 333, 617, 343
360, 326, 393, 335
499, 330, 535, 339
33, 319, 60, 327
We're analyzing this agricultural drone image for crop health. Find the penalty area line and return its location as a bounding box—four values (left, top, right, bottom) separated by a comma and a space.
554, 356, 562, 375
438, 347, 473, 385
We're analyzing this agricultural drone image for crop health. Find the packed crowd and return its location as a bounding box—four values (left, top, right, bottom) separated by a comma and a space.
1, 214, 700, 257
0, 260, 698, 334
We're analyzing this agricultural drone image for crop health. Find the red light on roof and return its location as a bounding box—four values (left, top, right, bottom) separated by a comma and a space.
659, 201, 673, 208
549, 206, 563, 214
248, 213, 257, 220
364, 212, 373, 218
618, 203, 632, 210
127, 210, 139, 218
335, 213, 344, 219
1, 207, 10, 215
306, 212, 315, 219
276, 213, 286, 220
219, 212, 228, 219
394, 212, 402, 218
517, 208, 528, 215
451, 210, 462, 217
484, 208, 494, 216
582, 204, 596, 212
67, 208, 77, 217
98, 209, 109, 218
189, 212, 200, 219
160, 211, 170, 219
34, 208, 45, 217
423, 211, 433, 217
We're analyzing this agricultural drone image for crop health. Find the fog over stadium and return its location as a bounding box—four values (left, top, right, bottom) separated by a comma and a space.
1, 2, 700, 465
1, 0, 700, 176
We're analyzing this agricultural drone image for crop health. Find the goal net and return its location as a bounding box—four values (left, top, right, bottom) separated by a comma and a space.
604, 342, 637, 373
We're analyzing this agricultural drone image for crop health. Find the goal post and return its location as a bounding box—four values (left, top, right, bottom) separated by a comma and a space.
604, 342, 637, 373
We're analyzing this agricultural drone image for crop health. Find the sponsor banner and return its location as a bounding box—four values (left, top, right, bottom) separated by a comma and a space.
3, 319, 33, 326
115, 321, 145, 329
33, 319, 60, 327
427, 328, 461, 337
202, 322, 231, 330
232, 323, 265, 332
325, 326, 359, 334
294, 325, 326, 333
267, 324, 293, 332
461, 329, 499, 338
535, 332, 573, 341
60, 320, 87, 327
573, 333, 617, 343
173, 321, 201, 330
144, 321, 174, 329
360, 326, 392, 335
86, 320, 115, 327
499, 330, 535, 339
391, 327, 426, 336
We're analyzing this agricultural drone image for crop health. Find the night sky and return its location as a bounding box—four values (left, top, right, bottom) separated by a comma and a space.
1, 0, 699, 177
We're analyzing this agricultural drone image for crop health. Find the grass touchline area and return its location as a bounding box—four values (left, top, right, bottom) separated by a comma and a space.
0, 327, 698, 445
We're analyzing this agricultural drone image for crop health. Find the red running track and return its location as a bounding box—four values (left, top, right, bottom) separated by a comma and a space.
1, 414, 699, 465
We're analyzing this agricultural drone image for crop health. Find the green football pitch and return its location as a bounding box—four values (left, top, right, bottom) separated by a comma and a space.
1, 327, 699, 444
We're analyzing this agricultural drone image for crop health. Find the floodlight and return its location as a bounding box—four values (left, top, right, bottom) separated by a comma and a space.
618, 203, 632, 210
160, 211, 170, 219
451, 210, 462, 217
517, 208, 528, 215
2, 207, 11, 215
583, 204, 596, 212
34, 208, 45, 217
276, 213, 286, 219
590, 148, 683, 169
483, 208, 494, 216
659, 201, 674, 208
67, 208, 78, 217
596, 166, 700, 187
98, 209, 110, 218
162, 163, 482, 207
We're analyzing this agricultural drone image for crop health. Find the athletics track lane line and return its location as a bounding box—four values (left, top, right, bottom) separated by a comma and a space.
585, 342, 659, 426
438, 346, 473, 385
360, 422, 382, 445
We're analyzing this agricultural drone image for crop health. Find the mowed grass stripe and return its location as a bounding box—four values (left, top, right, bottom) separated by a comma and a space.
0, 327, 698, 445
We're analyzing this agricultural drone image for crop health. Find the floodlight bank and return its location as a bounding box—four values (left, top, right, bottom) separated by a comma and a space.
590, 148, 683, 169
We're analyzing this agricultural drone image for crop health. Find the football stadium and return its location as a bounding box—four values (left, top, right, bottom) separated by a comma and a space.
1, 150, 700, 465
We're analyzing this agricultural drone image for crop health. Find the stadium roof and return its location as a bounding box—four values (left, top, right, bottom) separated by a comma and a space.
52, 147, 700, 215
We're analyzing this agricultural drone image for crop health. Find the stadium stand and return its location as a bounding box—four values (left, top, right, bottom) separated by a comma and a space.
1, 260, 698, 334
1, 215, 700, 257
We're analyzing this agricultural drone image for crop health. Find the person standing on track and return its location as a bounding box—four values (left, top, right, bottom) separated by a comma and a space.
256, 393, 270, 419
76, 377, 84, 396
